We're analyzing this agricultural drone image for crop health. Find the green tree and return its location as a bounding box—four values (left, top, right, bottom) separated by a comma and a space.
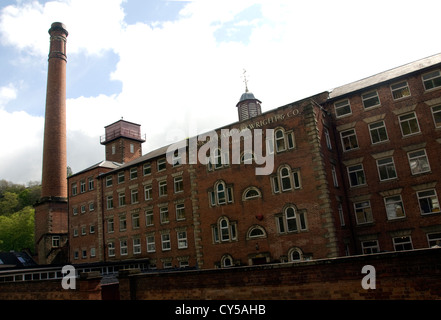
0, 206, 35, 252
0, 192, 20, 216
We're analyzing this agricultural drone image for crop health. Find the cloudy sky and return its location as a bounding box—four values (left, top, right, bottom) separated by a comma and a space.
0, 0, 440, 185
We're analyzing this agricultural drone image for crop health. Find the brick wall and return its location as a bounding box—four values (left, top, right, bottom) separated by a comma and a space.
1, 248, 440, 300
0, 272, 102, 300
118, 248, 441, 300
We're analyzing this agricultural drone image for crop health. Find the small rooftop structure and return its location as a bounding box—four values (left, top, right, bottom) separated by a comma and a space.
100, 119, 146, 145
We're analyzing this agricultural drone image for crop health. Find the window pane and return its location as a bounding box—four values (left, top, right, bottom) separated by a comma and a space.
385, 196, 405, 219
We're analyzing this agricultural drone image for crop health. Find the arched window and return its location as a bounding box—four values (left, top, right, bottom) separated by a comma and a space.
276, 205, 307, 234
288, 247, 303, 262
285, 206, 297, 232
220, 218, 229, 241
247, 225, 267, 239
212, 216, 237, 243
274, 128, 295, 153
209, 180, 234, 206
221, 254, 234, 268
242, 186, 262, 200
280, 167, 292, 191
275, 129, 286, 152
217, 182, 226, 204
271, 165, 302, 194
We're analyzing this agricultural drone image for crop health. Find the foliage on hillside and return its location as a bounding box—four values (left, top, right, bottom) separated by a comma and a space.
0, 179, 41, 252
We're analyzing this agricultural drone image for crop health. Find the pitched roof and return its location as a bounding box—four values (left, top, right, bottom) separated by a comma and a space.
329, 53, 441, 100
0, 251, 37, 269
69, 160, 122, 178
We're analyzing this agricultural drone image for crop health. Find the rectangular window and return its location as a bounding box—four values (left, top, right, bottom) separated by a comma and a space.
431, 105, 441, 128
422, 70, 441, 91
324, 127, 332, 149
118, 172, 125, 184
177, 231, 188, 249
120, 240, 128, 255
130, 167, 137, 180
293, 171, 301, 189
145, 209, 153, 226
331, 165, 339, 187
157, 158, 166, 171
417, 189, 440, 214
377, 157, 397, 181
144, 184, 152, 200
132, 212, 140, 229
340, 129, 359, 151
361, 91, 380, 109
334, 99, 351, 117
393, 236, 413, 251
287, 131, 295, 149
88, 177, 94, 190
176, 203, 185, 220
347, 164, 366, 187
159, 180, 167, 196
384, 195, 405, 220
72, 183, 77, 196
131, 189, 139, 203
427, 232, 441, 247
52, 236, 60, 247
369, 121, 388, 144
174, 176, 184, 193
361, 240, 380, 254
272, 176, 280, 194
133, 238, 141, 254
408, 149, 430, 175
146, 235, 155, 252
107, 196, 114, 209
209, 191, 216, 206
160, 206, 169, 224
80, 180, 86, 193
108, 241, 115, 257
118, 192, 125, 207
399, 112, 420, 136
107, 218, 114, 233
143, 163, 151, 175
106, 175, 113, 187
119, 215, 127, 231
391, 81, 411, 100
338, 203, 345, 226
161, 233, 171, 251
354, 201, 373, 224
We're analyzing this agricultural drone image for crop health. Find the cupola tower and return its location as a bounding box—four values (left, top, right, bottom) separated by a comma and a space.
236, 70, 262, 121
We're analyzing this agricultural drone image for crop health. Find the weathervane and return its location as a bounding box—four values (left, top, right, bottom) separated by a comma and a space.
242, 69, 249, 93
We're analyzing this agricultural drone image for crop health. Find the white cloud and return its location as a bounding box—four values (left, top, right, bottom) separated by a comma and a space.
1, 0, 441, 183
0, 0, 126, 57
0, 108, 44, 184
0, 83, 17, 107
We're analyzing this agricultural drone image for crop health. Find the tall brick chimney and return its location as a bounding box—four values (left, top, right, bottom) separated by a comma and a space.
34, 22, 69, 265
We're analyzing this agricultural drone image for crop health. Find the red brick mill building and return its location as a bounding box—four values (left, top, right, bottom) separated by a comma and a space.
67, 53, 441, 271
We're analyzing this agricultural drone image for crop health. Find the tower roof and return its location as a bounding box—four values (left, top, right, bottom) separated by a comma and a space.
236, 91, 261, 106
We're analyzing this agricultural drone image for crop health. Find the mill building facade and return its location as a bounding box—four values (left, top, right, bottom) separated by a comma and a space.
66, 53, 441, 270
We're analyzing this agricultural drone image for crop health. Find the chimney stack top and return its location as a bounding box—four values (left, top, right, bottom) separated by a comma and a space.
49, 22, 68, 36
